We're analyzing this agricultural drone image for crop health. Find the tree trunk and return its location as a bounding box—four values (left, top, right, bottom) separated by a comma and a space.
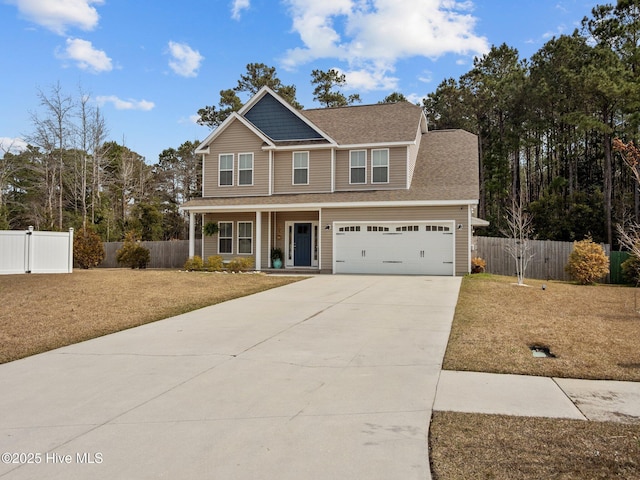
603, 128, 613, 247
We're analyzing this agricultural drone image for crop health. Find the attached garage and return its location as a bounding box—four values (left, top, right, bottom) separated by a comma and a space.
333, 221, 455, 275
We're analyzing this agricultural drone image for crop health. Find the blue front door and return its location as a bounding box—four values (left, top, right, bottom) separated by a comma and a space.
294, 223, 312, 266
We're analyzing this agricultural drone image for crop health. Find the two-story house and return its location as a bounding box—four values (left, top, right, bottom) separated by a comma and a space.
181, 86, 483, 275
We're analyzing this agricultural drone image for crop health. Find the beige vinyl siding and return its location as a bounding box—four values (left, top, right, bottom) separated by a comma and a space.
203, 212, 257, 261
320, 205, 471, 275
272, 150, 332, 194
407, 127, 422, 187
202, 121, 269, 197
334, 146, 407, 191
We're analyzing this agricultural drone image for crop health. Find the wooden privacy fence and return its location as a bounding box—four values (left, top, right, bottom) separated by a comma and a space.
0, 227, 74, 275
474, 236, 612, 282
101, 240, 201, 269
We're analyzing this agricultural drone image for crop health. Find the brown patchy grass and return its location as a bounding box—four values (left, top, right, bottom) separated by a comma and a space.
443, 274, 640, 381
0, 269, 303, 364
430, 412, 640, 480
431, 274, 640, 480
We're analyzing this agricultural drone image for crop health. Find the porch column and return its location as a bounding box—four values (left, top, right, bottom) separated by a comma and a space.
267, 211, 272, 268
255, 211, 262, 271
188, 211, 195, 258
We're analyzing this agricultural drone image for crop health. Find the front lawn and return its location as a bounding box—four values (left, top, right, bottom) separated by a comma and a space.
431, 275, 640, 480
443, 274, 640, 381
0, 269, 303, 364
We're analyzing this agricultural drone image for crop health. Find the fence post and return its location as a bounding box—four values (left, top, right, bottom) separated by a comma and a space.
25, 226, 34, 274
68, 228, 74, 273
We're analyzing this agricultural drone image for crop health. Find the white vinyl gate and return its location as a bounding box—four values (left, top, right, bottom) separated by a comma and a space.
0, 228, 74, 275
333, 221, 455, 275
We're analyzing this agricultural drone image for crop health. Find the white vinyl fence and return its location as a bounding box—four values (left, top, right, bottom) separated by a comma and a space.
0, 227, 74, 275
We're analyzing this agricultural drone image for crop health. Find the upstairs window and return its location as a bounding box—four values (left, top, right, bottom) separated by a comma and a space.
293, 152, 309, 185
350, 150, 366, 184
238, 153, 253, 186
372, 149, 389, 183
218, 222, 233, 254
219, 154, 233, 186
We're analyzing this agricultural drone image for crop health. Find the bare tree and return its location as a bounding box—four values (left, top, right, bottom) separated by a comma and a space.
76, 89, 108, 230
0, 141, 23, 226
89, 107, 108, 225
29, 83, 75, 230
502, 196, 535, 285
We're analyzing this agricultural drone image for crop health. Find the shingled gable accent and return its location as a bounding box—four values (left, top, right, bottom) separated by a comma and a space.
244, 93, 326, 142
196, 87, 335, 154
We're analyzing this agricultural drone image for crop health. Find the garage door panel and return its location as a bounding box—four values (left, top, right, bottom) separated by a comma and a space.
334, 222, 454, 275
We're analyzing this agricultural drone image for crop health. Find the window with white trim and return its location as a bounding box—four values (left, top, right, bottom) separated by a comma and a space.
219, 154, 233, 186
237, 221, 253, 254
218, 222, 233, 254
238, 153, 253, 186
293, 152, 309, 185
350, 150, 366, 184
372, 149, 389, 183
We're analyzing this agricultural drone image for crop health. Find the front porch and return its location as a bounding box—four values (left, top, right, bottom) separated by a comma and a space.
186, 209, 322, 272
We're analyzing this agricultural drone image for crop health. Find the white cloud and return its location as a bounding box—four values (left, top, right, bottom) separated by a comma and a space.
281, 0, 489, 91
178, 115, 202, 125
231, 0, 250, 20
0, 137, 28, 154
418, 70, 433, 84
542, 24, 566, 40
167, 41, 204, 78
56, 38, 112, 73
8, 0, 103, 35
344, 65, 399, 91
96, 96, 155, 111
405, 93, 426, 105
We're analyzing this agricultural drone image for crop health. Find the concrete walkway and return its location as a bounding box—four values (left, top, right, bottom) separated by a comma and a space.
434, 370, 640, 423
0, 275, 461, 480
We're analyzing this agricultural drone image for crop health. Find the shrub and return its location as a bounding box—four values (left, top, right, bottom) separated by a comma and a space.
621, 254, 640, 284
226, 257, 254, 272
565, 238, 609, 285
183, 255, 204, 271
116, 232, 151, 269
74, 227, 105, 269
205, 256, 224, 272
471, 257, 486, 274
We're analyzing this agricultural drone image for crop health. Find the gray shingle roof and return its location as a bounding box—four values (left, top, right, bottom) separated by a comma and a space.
301, 102, 424, 145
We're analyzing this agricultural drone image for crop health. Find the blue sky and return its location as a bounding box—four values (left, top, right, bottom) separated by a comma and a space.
0, 0, 595, 163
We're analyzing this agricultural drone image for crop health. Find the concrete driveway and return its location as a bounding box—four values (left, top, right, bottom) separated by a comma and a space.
0, 274, 461, 480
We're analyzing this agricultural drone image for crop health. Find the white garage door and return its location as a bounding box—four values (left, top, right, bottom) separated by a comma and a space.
333, 221, 455, 275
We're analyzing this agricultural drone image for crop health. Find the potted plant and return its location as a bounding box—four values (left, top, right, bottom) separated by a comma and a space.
271, 247, 283, 269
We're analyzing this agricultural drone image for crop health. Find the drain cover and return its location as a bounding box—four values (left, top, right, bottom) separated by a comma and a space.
530, 345, 556, 358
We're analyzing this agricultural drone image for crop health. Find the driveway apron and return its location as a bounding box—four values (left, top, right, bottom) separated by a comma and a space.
0, 275, 461, 480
